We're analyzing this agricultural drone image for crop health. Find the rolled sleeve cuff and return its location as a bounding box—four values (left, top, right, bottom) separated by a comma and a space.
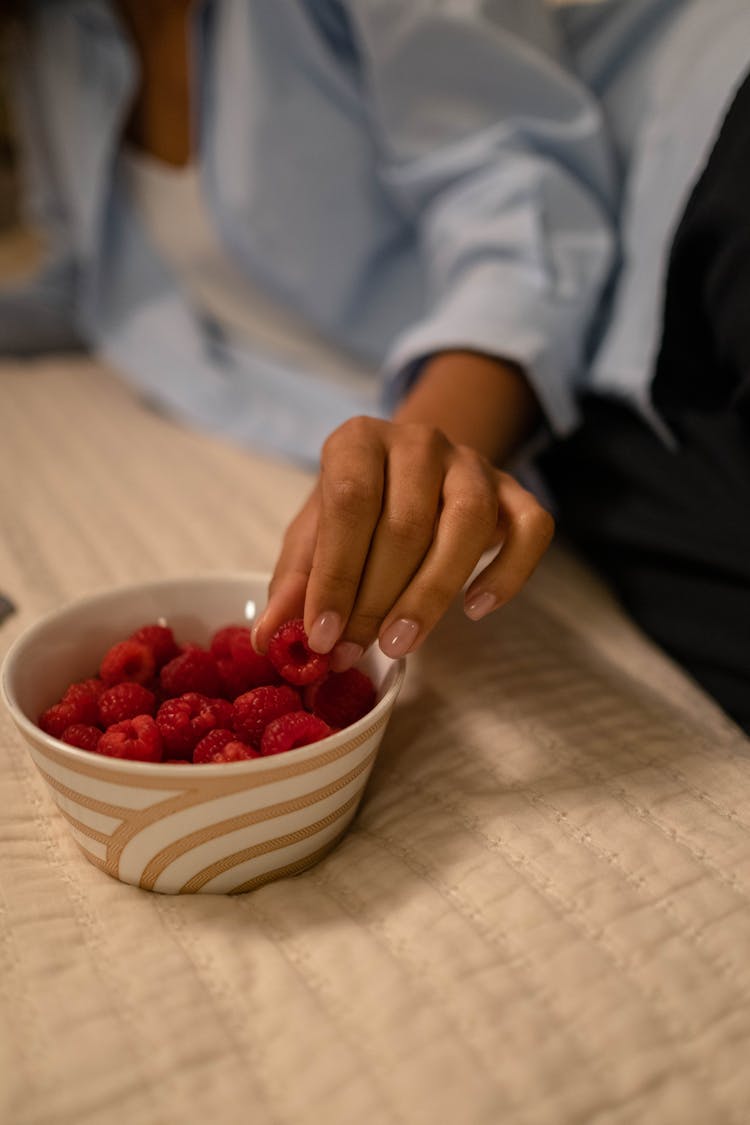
381, 264, 588, 436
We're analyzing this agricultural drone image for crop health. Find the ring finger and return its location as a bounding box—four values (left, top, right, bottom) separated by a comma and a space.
377, 451, 501, 658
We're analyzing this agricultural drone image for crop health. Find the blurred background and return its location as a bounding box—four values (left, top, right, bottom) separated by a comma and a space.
0, 29, 41, 277
0, 28, 18, 231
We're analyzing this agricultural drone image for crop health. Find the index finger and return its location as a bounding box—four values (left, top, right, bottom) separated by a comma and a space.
304, 417, 387, 653
251, 490, 319, 653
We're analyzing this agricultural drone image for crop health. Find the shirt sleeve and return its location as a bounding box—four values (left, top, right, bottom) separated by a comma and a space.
0, 23, 82, 356
344, 0, 617, 434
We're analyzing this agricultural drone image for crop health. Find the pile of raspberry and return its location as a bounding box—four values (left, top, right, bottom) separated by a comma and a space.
38, 620, 376, 764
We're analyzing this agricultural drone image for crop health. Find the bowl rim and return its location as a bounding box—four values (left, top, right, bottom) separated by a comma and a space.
1, 572, 406, 778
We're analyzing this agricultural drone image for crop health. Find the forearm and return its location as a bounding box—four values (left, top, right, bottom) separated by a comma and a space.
392, 350, 541, 466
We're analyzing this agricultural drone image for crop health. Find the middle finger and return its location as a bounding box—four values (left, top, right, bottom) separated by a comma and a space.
342, 426, 448, 650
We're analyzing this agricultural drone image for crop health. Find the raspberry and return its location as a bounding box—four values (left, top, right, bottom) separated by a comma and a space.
159, 644, 223, 698
39, 678, 101, 731
61, 724, 103, 753
229, 630, 278, 687
63, 678, 104, 721
39, 702, 78, 739
307, 667, 376, 729
156, 692, 235, 758
260, 711, 332, 756
39, 675, 103, 736
129, 624, 180, 669
209, 625, 250, 661
98, 682, 156, 727
233, 684, 301, 747
100, 639, 156, 687
211, 625, 279, 698
267, 619, 330, 686
98, 714, 163, 762
193, 728, 261, 764
35, 615, 373, 763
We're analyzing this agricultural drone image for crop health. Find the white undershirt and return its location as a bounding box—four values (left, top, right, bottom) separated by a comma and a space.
122, 147, 375, 392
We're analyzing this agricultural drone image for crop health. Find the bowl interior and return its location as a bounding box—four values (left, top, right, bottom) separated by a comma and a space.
3, 573, 403, 747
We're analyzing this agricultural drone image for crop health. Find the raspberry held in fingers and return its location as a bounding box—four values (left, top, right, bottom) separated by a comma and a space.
267, 619, 330, 685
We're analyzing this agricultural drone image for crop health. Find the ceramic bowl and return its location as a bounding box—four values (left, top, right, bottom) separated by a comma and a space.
1, 573, 405, 895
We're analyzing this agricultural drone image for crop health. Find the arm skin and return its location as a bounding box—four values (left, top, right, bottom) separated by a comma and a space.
252, 351, 555, 669
392, 350, 541, 464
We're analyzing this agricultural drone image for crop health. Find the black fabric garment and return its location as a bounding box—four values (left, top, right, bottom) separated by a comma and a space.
538, 68, 750, 733
652, 64, 750, 421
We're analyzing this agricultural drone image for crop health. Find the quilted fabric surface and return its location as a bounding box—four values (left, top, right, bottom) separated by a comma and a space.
1, 359, 749, 1125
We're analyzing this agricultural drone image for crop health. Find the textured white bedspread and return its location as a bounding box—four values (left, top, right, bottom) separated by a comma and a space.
1, 358, 749, 1125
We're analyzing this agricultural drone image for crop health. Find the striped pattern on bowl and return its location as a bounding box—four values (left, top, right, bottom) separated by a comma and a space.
22, 707, 389, 894
1, 574, 404, 895
21, 697, 391, 891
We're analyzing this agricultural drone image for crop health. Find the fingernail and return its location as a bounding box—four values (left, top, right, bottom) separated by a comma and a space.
308, 611, 342, 654
250, 615, 265, 650
464, 591, 496, 621
330, 641, 364, 673
380, 618, 419, 659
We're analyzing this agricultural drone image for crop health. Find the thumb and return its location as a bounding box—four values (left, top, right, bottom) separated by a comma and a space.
252, 488, 320, 652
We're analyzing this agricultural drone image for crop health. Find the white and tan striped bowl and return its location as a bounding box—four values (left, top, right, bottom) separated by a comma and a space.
1, 574, 405, 895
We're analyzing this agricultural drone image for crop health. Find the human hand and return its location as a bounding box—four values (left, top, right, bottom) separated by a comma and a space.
252, 415, 554, 670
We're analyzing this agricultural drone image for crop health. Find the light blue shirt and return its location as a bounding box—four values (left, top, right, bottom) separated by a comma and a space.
3, 0, 749, 464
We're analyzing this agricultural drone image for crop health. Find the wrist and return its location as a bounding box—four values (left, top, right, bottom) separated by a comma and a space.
393, 349, 540, 464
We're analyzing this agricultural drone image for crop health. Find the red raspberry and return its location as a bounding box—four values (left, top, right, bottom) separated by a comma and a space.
61, 724, 103, 753
62, 678, 105, 721
156, 692, 235, 758
98, 682, 156, 727
306, 668, 376, 729
260, 711, 332, 756
39, 676, 104, 737
267, 619, 330, 686
211, 625, 279, 698
209, 625, 250, 660
232, 684, 301, 747
193, 729, 261, 764
98, 715, 163, 762
229, 630, 279, 687
39, 702, 78, 739
129, 624, 180, 669
100, 639, 156, 687
159, 644, 223, 698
